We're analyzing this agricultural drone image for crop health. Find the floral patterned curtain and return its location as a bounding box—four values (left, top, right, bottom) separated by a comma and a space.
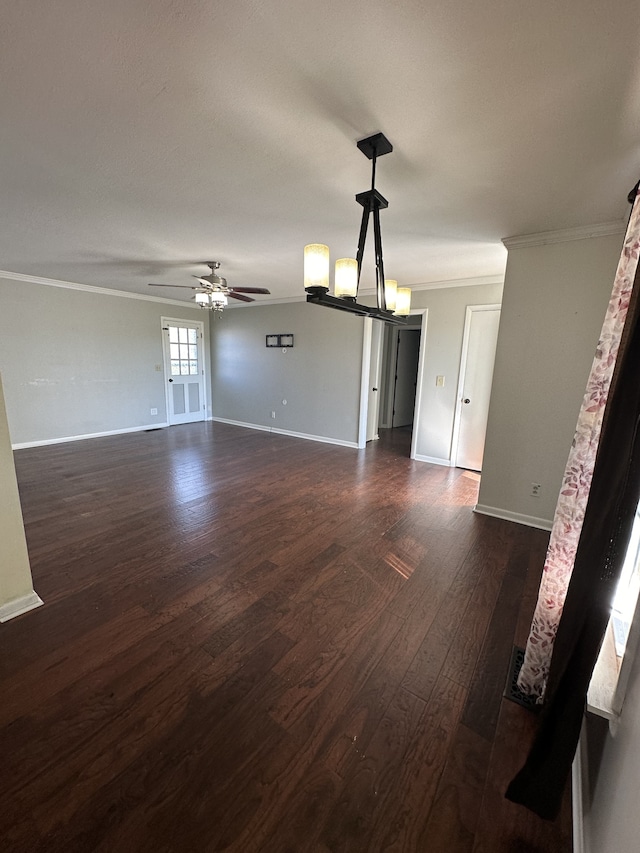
517, 188, 640, 700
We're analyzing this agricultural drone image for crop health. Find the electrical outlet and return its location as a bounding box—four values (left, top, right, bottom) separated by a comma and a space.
271, 411, 276, 419
531, 482, 542, 497
150, 407, 158, 416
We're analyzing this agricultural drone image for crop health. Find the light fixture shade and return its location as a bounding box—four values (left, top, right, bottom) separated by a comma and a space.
210, 292, 228, 307
384, 279, 397, 311
334, 258, 358, 298
195, 292, 210, 305
304, 244, 330, 290
394, 287, 411, 316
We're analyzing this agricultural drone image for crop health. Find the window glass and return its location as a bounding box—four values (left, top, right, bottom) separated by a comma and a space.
168, 326, 199, 377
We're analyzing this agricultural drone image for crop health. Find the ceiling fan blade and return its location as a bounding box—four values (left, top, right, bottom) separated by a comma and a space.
230, 287, 271, 295
228, 292, 255, 302
148, 283, 197, 289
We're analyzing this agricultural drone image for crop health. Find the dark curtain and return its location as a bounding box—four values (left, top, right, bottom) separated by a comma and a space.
505, 235, 640, 821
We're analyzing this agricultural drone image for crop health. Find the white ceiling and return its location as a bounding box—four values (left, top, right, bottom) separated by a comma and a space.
2, 0, 639, 305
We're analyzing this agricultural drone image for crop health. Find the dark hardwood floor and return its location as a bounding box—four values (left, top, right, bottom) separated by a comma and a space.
2, 422, 572, 852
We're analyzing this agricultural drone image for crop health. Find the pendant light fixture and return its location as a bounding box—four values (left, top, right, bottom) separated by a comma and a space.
304, 133, 410, 325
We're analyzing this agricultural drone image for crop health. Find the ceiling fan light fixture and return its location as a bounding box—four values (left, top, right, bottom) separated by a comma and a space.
148, 260, 269, 312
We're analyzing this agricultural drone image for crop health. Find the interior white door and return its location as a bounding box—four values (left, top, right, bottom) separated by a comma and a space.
366, 321, 384, 441
162, 320, 206, 425
392, 328, 421, 427
453, 306, 500, 471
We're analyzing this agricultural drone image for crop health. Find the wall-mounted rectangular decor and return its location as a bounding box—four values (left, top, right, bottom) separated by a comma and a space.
266, 334, 294, 348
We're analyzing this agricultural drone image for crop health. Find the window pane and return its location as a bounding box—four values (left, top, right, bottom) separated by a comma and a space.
189, 345, 198, 360
189, 361, 198, 375
179, 344, 189, 360
170, 343, 179, 359
179, 327, 188, 343
169, 327, 179, 343
188, 329, 197, 344
171, 361, 180, 375
180, 362, 189, 375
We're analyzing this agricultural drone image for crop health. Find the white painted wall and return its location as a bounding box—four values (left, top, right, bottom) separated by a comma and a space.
0, 278, 210, 446
586, 648, 640, 852
210, 301, 364, 445
478, 233, 622, 526
0, 372, 41, 621
409, 282, 504, 463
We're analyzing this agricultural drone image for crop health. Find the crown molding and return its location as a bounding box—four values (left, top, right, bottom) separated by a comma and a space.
225, 294, 307, 309
351, 274, 503, 294
406, 274, 504, 291
0, 268, 504, 311
503, 221, 626, 250
0, 269, 192, 308
229, 275, 505, 307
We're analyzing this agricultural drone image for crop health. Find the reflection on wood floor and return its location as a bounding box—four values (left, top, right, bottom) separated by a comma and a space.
2, 422, 571, 852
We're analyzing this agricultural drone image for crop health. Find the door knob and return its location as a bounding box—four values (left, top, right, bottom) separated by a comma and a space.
372, 387, 378, 392
169, 378, 173, 383
463, 398, 470, 404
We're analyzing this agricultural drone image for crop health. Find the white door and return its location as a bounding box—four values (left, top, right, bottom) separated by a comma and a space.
162, 319, 206, 425
366, 321, 384, 441
392, 328, 421, 427
453, 305, 500, 471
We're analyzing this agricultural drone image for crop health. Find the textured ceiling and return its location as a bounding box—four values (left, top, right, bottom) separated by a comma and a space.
1, 0, 639, 305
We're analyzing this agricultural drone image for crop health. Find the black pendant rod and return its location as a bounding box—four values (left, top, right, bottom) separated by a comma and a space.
354, 133, 392, 313
373, 202, 387, 312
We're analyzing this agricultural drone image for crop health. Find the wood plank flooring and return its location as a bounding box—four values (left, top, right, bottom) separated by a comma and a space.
2, 422, 572, 852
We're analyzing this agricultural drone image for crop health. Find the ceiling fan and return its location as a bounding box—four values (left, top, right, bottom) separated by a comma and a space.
148, 261, 270, 311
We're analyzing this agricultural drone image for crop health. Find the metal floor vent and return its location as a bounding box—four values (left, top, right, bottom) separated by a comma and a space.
504, 645, 540, 712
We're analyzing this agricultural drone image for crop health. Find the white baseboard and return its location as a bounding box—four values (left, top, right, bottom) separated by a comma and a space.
412, 453, 453, 466
12, 423, 169, 450
211, 417, 359, 449
0, 591, 44, 623
473, 503, 553, 531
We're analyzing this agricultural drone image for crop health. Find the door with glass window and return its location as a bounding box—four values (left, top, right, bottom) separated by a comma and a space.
161, 319, 206, 425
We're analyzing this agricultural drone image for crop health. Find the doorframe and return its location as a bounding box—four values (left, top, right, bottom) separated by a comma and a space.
358, 317, 373, 448
380, 325, 398, 430
160, 316, 208, 425
366, 320, 384, 443
409, 310, 428, 460
359, 310, 428, 455
449, 304, 500, 467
